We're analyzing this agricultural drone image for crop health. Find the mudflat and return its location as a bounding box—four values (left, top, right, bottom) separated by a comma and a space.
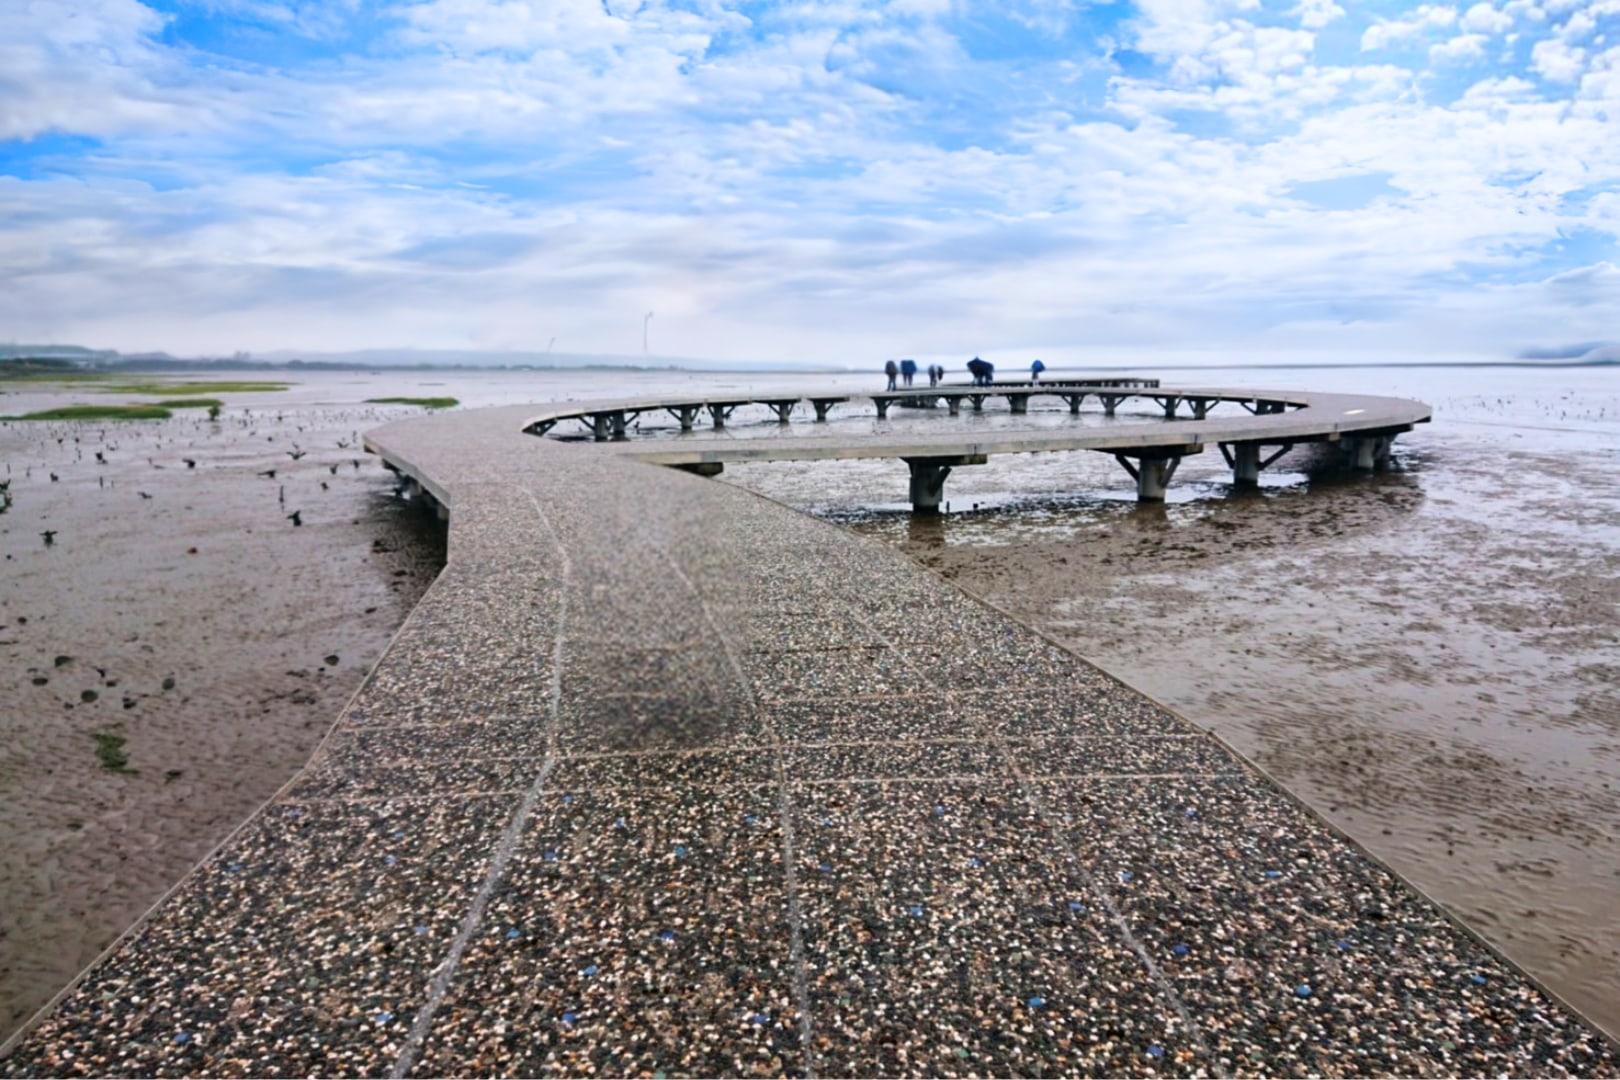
0, 393, 444, 1042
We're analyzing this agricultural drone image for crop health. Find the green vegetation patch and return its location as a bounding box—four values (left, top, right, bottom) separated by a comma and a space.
154, 397, 225, 409
5, 404, 173, 421
366, 396, 460, 409
103, 381, 288, 395
92, 730, 137, 774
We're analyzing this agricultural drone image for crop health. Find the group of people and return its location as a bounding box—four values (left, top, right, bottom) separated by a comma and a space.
885, 357, 1046, 389
884, 359, 951, 390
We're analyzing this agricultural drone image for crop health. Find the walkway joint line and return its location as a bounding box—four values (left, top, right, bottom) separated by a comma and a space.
387, 491, 571, 1079
648, 541, 819, 1080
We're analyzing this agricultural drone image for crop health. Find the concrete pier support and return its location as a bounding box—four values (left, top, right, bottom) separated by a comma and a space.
706, 404, 737, 429
1060, 393, 1086, 414
1230, 443, 1261, 486
903, 454, 987, 515
1113, 451, 1191, 502
968, 394, 987, 412
764, 400, 797, 423
1100, 394, 1126, 417
1219, 442, 1294, 487
1346, 435, 1393, 471
874, 398, 893, 419
1153, 396, 1180, 419
1007, 394, 1029, 415
585, 411, 630, 441
947, 397, 962, 416
1188, 397, 1215, 420
673, 462, 724, 478
666, 404, 703, 431
810, 397, 845, 421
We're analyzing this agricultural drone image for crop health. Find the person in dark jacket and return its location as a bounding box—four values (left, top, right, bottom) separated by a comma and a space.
899, 358, 917, 387
967, 357, 994, 386
884, 359, 898, 390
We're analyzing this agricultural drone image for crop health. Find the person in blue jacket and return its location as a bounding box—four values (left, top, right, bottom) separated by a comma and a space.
899, 358, 918, 387
966, 357, 994, 386
1031, 358, 1046, 383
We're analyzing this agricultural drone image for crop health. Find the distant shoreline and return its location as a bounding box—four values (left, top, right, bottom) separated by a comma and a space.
4, 356, 1617, 378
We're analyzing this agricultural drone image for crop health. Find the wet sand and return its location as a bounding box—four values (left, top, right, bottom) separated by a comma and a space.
0, 394, 445, 1042
737, 430, 1620, 1038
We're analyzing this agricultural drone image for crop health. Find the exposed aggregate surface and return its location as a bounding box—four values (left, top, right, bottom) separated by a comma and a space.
3, 405, 1614, 1077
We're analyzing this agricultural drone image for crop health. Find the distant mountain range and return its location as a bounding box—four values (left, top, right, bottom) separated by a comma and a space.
0, 344, 845, 372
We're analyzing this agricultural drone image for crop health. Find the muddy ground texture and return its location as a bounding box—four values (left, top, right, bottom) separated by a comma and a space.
0, 393, 445, 1043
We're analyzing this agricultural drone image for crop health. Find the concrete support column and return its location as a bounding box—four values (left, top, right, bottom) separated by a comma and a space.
1101, 394, 1125, 417
947, 397, 962, 416
667, 405, 702, 431
706, 404, 733, 429
1348, 437, 1376, 471
1155, 396, 1180, 419
1230, 443, 1261, 486
1062, 393, 1085, 414
609, 412, 629, 441
1113, 453, 1185, 502
1007, 394, 1029, 415
969, 394, 986, 412
906, 459, 952, 515
902, 454, 988, 515
590, 415, 611, 441
874, 398, 892, 419
767, 401, 796, 423
1190, 399, 1213, 420
811, 399, 839, 421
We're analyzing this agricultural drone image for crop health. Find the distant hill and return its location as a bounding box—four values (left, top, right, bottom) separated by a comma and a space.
0, 356, 90, 377
1518, 341, 1619, 363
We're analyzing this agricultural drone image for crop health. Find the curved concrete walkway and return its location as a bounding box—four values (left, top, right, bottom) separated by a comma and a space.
409, 384, 1431, 511
1, 386, 1612, 1078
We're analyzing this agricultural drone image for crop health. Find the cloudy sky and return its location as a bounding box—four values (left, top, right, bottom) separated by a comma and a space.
1, 0, 1616, 366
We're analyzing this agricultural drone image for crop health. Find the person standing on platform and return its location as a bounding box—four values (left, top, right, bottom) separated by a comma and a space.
899, 358, 917, 387
884, 359, 898, 390
1031, 358, 1046, 383
928, 364, 940, 388
967, 357, 994, 386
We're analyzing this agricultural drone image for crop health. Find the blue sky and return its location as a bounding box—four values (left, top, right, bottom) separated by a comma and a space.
1, 0, 1616, 365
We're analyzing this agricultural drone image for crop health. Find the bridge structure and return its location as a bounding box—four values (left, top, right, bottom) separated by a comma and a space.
2, 380, 1613, 1079
466, 381, 1432, 513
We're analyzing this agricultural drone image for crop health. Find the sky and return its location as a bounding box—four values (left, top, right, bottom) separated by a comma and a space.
1, 0, 1617, 367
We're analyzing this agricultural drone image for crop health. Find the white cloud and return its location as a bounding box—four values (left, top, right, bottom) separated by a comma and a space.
1532, 36, 1588, 78
1291, 0, 1345, 29
1559, 9, 1598, 39
1460, 2, 1515, 33
1361, 5, 1459, 50
1431, 31, 1490, 60
0, 0, 203, 141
